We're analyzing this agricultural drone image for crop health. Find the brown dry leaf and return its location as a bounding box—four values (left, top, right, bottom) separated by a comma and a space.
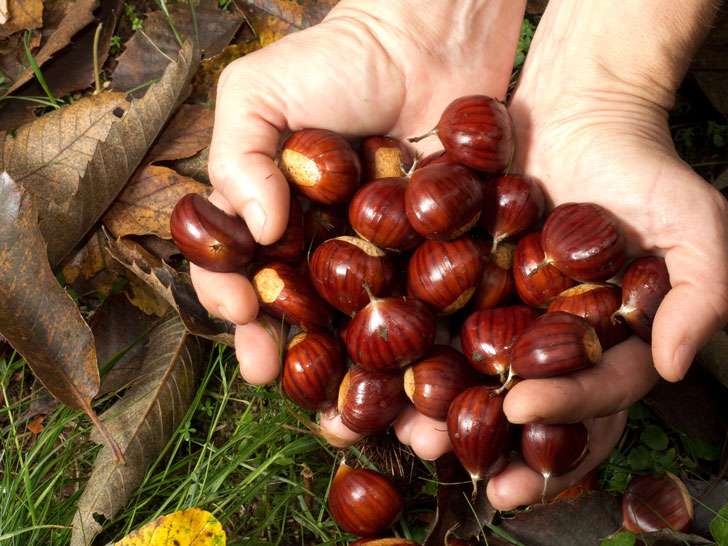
0, 0, 42, 39
0, 40, 199, 267
146, 104, 214, 163
165, 146, 210, 184
0, 29, 41, 86
0, 171, 121, 460
102, 165, 208, 239
61, 228, 126, 295
71, 315, 206, 546
235, 0, 338, 48
188, 42, 254, 108
126, 273, 174, 317
106, 232, 235, 346
112, 4, 243, 94
114, 508, 225, 546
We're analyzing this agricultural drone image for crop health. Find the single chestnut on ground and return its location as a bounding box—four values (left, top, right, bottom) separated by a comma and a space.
328, 462, 404, 537
170, 193, 255, 272
621, 472, 693, 534
280, 128, 362, 204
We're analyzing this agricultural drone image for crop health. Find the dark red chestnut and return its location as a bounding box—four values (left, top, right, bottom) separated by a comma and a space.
282, 332, 346, 411
520, 422, 589, 500
328, 462, 404, 536
404, 163, 483, 241
310, 236, 395, 316
467, 242, 517, 311
403, 345, 477, 420
480, 173, 545, 252
539, 202, 626, 282
417, 149, 458, 168
337, 366, 408, 435
460, 306, 540, 380
349, 177, 423, 251
551, 469, 599, 500
280, 128, 361, 204
255, 195, 305, 264
547, 283, 630, 350
622, 472, 693, 534
345, 291, 436, 371
406, 236, 485, 314
169, 193, 255, 272
510, 311, 602, 379
513, 232, 574, 308
359, 135, 413, 181
612, 256, 671, 342
252, 261, 333, 332
410, 95, 514, 174
447, 385, 512, 491
303, 203, 350, 251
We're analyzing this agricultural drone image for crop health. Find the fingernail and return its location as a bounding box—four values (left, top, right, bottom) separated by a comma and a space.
672, 340, 694, 381
218, 305, 233, 323
243, 201, 267, 241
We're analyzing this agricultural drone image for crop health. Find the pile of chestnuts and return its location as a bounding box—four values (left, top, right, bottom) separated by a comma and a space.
170, 94, 678, 543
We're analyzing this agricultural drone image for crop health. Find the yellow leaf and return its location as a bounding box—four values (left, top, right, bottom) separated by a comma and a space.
115, 508, 225, 546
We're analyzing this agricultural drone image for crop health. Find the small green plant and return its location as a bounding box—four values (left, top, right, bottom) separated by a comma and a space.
124, 3, 145, 31
109, 35, 123, 55
707, 120, 728, 148
514, 18, 536, 69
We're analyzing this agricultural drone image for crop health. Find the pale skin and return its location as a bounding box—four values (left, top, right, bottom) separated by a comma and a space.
192, 0, 728, 510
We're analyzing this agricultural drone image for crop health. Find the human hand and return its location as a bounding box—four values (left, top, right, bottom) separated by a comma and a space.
487, 0, 728, 509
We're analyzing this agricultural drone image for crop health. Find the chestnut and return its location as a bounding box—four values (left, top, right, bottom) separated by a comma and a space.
467, 242, 517, 311
510, 311, 602, 379
359, 135, 413, 181
404, 163, 483, 241
280, 128, 361, 204
310, 236, 396, 316
337, 366, 408, 435
403, 345, 477, 420
520, 422, 589, 501
612, 255, 671, 342
303, 203, 350, 251
169, 193, 255, 272
255, 195, 305, 264
406, 236, 485, 315
539, 202, 626, 282
513, 232, 574, 308
328, 462, 404, 537
622, 472, 693, 534
252, 261, 333, 332
447, 385, 512, 491
349, 176, 423, 251
281, 332, 346, 411
410, 95, 514, 174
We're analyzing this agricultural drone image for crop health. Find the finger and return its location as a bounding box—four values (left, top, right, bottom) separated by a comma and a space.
486, 411, 627, 510
503, 337, 658, 424
190, 264, 259, 325
394, 405, 451, 460
319, 411, 365, 447
234, 313, 286, 385
208, 58, 291, 245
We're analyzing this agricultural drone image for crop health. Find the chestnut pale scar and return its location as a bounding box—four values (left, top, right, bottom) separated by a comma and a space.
253, 268, 285, 303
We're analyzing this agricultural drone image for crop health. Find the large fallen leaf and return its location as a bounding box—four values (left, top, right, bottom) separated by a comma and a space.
115, 508, 225, 546
146, 104, 214, 164
0, 172, 121, 460
102, 165, 208, 239
0, 0, 42, 39
71, 315, 206, 546
112, 3, 243, 94
0, 40, 199, 266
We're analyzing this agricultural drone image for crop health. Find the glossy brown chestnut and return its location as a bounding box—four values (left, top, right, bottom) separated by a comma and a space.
345, 293, 436, 371
349, 177, 423, 251
520, 422, 589, 500
303, 203, 350, 251
460, 306, 540, 379
404, 163, 483, 241
417, 150, 458, 168
551, 469, 599, 500
337, 366, 408, 435
255, 195, 305, 264
403, 345, 477, 420
169, 193, 255, 273
480, 173, 545, 251
252, 261, 333, 332
447, 385, 512, 488
513, 232, 574, 308
280, 128, 361, 204
540, 202, 626, 282
467, 242, 517, 311
612, 255, 671, 342
282, 332, 346, 411
310, 236, 396, 316
547, 283, 630, 350
328, 462, 404, 536
622, 472, 693, 534
406, 236, 485, 314
359, 135, 413, 181
510, 311, 602, 379
411, 95, 514, 174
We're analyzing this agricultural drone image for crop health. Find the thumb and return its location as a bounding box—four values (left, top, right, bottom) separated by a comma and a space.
208, 65, 291, 245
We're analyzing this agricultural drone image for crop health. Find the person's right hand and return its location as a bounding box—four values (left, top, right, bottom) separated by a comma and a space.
193, 0, 526, 385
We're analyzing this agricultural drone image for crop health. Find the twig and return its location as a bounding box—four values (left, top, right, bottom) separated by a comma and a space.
93, 23, 103, 95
